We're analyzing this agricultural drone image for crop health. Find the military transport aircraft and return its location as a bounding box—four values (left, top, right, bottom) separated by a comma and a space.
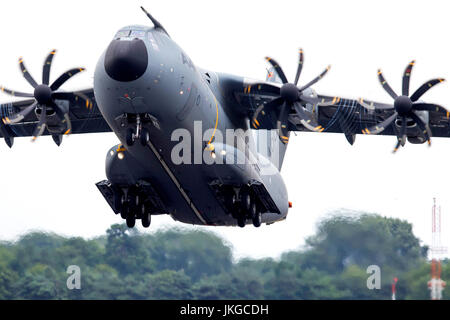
0, 7, 448, 229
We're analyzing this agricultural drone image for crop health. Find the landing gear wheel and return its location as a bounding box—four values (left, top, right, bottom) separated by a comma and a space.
132, 193, 141, 209
120, 206, 128, 219
120, 194, 128, 219
141, 204, 151, 228
126, 128, 135, 147
252, 211, 262, 228
240, 189, 251, 212
126, 215, 136, 228
140, 127, 150, 146
113, 189, 123, 214
237, 217, 246, 228
224, 189, 237, 213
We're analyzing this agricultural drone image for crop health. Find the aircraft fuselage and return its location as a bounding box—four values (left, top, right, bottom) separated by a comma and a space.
93, 25, 289, 227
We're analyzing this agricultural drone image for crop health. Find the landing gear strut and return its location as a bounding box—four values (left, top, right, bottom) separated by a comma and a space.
125, 114, 150, 147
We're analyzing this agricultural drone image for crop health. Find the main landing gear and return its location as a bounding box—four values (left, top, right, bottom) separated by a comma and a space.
114, 188, 152, 228
226, 187, 262, 228
126, 114, 150, 147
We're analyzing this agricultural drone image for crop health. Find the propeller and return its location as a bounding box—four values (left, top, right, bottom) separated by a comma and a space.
0, 49, 85, 143
250, 49, 337, 144
359, 60, 447, 152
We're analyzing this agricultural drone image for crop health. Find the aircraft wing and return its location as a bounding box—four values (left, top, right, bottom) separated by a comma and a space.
0, 88, 111, 145
235, 79, 450, 148
296, 95, 450, 137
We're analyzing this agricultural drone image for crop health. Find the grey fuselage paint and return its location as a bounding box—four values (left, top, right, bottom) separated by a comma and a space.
94, 25, 289, 226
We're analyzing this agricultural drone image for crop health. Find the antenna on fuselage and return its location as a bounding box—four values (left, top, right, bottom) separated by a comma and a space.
140, 6, 170, 37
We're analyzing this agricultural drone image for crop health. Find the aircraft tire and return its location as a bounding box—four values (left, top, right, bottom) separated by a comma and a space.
142, 212, 151, 228
237, 217, 246, 228
252, 211, 262, 228
132, 193, 141, 209
141, 202, 151, 228
249, 201, 257, 219
120, 207, 128, 219
126, 215, 136, 228
126, 128, 135, 146
140, 127, 150, 146
240, 189, 251, 212
224, 189, 237, 213
113, 189, 123, 213
120, 194, 128, 219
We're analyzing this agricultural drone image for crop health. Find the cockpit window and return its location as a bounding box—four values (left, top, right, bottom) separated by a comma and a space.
115, 30, 131, 39
130, 30, 146, 39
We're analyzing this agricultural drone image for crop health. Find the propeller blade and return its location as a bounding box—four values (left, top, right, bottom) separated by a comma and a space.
298, 65, 331, 92
361, 112, 397, 135
298, 94, 342, 107
73, 91, 94, 109
391, 122, 405, 147
63, 113, 72, 135
262, 96, 284, 112
276, 102, 290, 144
265, 57, 289, 84
293, 102, 324, 132
298, 94, 320, 106
393, 116, 407, 153
42, 49, 56, 85
410, 78, 445, 102
50, 67, 85, 91
31, 105, 47, 141
18, 57, 39, 88
358, 98, 394, 111
251, 97, 283, 129
294, 48, 304, 86
377, 69, 398, 100
244, 82, 281, 96
0, 122, 13, 148
2, 101, 37, 124
52, 134, 63, 146
0, 86, 33, 98
402, 60, 415, 96
51, 102, 72, 136
413, 103, 450, 118
410, 112, 432, 145
345, 133, 356, 145
51, 92, 75, 100
315, 96, 341, 107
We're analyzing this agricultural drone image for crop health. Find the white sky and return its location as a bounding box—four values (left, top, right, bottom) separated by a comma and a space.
0, 0, 450, 260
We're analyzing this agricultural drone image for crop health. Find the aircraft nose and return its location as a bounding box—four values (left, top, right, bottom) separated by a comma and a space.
104, 38, 148, 82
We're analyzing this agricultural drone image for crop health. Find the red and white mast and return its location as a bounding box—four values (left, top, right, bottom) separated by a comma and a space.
428, 198, 446, 300
392, 277, 398, 300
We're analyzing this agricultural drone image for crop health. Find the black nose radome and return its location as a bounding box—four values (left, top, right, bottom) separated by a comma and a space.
104, 39, 148, 82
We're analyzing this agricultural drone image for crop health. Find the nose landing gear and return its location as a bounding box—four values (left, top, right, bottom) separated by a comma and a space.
125, 114, 151, 147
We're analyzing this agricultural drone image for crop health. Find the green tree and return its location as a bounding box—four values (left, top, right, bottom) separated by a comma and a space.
105, 224, 155, 275
14, 264, 62, 299
145, 229, 233, 281
148, 270, 193, 299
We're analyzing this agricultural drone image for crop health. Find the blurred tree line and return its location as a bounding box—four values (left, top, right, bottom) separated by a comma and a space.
0, 212, 445, 300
